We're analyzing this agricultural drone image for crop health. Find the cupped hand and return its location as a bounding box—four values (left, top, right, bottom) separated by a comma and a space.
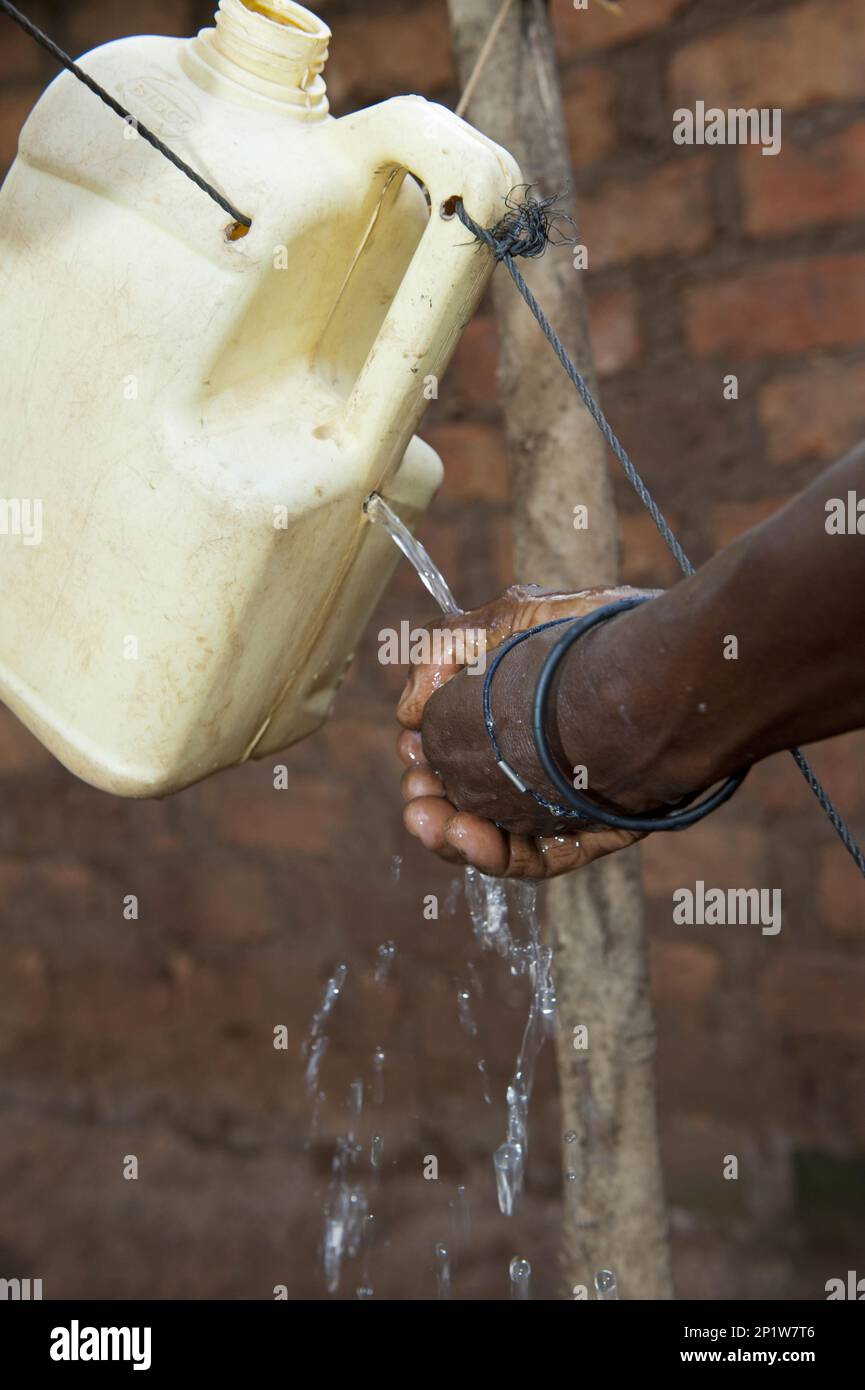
396, 584, 651, 878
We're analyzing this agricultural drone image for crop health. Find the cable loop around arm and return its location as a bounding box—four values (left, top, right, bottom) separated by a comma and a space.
482, 597, 749, 832
532, 597, 749, 831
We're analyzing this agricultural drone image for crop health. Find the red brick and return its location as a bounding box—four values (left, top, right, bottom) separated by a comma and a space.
684, 255, 865, 360
189, 862, 275, 944
424, 420, 510, 503
642, 822, 767, 898
0, 857, 28, 895
326, 2, 454, 109
0, 86, 42, 170
588, 287, 642, 376
450, 315, 499, 410
709, 497, 789, 551
67, 1, 194, 54
0, 946, 49, 1052
212, 774, 344, 854
819, 841, 865, 936
743, 121, 865, 239
669, 0, 865, 114
619, 509, 681, 586
581, 157, 712, 270
649, 938, 722, 1006
760, 954, 865, 1039
0, 706, 53, 773
553, 0, 688, 59
759, 361, 865, 467
562, 63, 618, 169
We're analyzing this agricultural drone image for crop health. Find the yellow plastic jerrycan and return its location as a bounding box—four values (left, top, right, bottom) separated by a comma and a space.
0, 0, 520, 796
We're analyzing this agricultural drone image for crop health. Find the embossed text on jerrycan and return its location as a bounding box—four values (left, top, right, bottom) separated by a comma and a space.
0, 0, 520, 796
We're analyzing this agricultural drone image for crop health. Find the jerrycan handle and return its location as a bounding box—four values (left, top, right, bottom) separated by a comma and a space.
340, 95, 521, 490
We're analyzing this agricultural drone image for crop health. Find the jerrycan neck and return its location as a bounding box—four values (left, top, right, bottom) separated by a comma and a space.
187, 0, 331, 119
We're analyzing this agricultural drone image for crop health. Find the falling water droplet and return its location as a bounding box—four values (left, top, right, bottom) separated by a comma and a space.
564, 1130, 577, 1144
374, 940, 396, 986
494, 1141, 524, 1217
478, 1058, 492, 1105
370, 1133, 383, 1173
509, 1257, 531, 1300
435, 1243, 451, 1300
465, 867, 511, 955
595, 1269, 619, 1300
302, 963, 348, 1096
456, 986, 478, 1037
451, 1183, 471, 1245
444, 877, 463, 916
536, 945, 558, 1035
305, 1089, 326, 1150
467, 962, 484, 999
372, 1046, 385, 1105
304, 1036, 327, 1099
357, 1211, 376, 1298
390, 854, 402, 883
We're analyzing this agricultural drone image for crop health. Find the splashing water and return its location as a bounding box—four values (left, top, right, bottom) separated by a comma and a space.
365, 494, 461, 615
305, 1088, 326, 1151
372, 1046, 386, 1105
366, 486, 560, 1231
323, 1129, 368, 1295
477, 1058, 493, 1105
302, 963, 348, 1097
356, 1212, 376, 1301
465, 867, 512, 958
370, 1133, 384, 1175
456, 984, 478, 1037
349, 1075, 363, 1116
435, 1243, 451, 1300
509, 1257, 531, 1300
374, 940, 396, 987
493, 881, 559, 1216
444, 878, 463, 916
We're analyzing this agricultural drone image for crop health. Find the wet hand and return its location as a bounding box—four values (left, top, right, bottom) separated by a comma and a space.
396, 584, 648, 878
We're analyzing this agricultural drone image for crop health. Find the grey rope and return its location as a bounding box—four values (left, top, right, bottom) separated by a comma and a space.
456, 193, 865, 878
0, 0, 252, 229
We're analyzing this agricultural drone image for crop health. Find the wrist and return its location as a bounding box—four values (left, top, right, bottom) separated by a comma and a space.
489, 615, 675, 818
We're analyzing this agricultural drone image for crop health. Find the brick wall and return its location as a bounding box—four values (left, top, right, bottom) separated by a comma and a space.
0, 0, 863, 1301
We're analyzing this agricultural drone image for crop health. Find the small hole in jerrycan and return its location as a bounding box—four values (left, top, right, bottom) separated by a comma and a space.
440, 195, 462, 220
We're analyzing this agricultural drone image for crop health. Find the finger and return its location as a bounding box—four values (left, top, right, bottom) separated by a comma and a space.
396, 729, 428, 768
403, 794, 457, 853
401, 766, 445, 801
536, 827, 642, 877
443, 811, 511, 877
397, 624, 473, 730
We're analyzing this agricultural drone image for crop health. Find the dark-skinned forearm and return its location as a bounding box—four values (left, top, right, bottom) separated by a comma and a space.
543, 443, 865, 812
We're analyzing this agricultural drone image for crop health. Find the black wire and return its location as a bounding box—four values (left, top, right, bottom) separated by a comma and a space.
531, 598, 749, 832
0, 0, 252, 228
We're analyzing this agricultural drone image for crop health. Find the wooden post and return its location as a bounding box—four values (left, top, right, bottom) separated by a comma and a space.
446, 0, 673, 1298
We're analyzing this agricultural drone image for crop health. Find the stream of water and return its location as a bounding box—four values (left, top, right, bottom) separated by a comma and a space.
365, 494, 560, 1221
298, 496, 614, 1298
